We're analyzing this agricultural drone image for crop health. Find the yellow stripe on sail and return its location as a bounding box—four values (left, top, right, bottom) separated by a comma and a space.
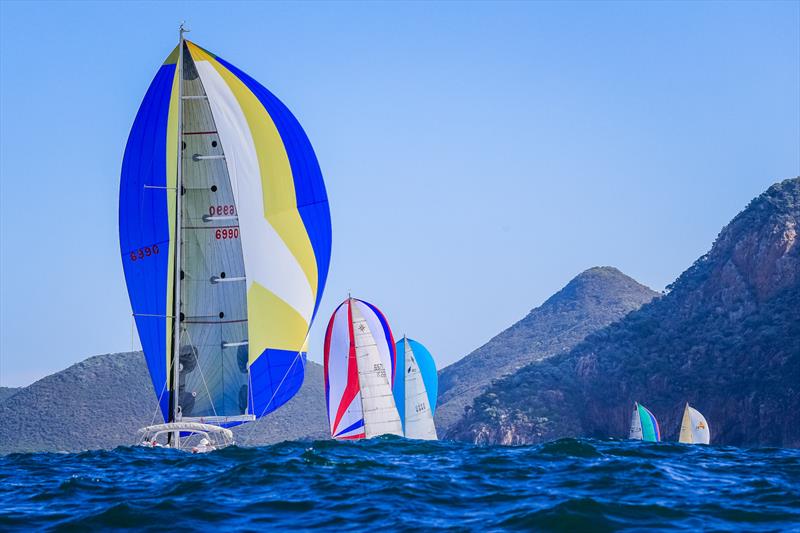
185, 42, 319, 303
164, 66, 180, 387
248, 284, 312, 363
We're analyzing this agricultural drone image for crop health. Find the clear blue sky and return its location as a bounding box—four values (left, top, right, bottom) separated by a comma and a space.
1, 1, 798, 387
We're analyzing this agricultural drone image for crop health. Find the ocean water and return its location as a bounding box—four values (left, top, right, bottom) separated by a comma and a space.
1, 438, 799, 531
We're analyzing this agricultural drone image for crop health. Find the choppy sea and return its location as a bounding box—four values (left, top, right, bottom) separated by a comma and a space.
1, 437, 799, 531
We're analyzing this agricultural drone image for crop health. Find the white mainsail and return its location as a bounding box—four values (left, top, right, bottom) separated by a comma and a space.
629, 403, 643, 440
402, 338, 438, 440
679, 403, 710, 444
351, 302, 403, 438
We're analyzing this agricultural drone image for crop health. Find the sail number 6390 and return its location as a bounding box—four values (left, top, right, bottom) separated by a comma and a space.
129, 245, 159, 261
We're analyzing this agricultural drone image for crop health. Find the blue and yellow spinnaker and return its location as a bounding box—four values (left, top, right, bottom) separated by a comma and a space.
119, 39, 331, 426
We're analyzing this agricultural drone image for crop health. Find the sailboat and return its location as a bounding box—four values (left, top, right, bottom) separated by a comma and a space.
679, 403, 710, 444
393, 337, 438, 440
629, 402, 661, 442
120, 27, 331, 451
323, 297, 403, 440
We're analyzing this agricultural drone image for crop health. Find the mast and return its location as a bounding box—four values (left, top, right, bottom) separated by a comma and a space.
169, 23, 187, 448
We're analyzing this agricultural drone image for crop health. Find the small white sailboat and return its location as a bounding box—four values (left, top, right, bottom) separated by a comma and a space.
678, 403, 710, 444
393, 336, 438, 440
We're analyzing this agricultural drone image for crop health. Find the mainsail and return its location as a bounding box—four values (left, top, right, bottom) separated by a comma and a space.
324, 298, 403, 439
679, 403, 710, 444
393, 337, 438, 440
629, 402, 661, 442
120, 33, 331, 439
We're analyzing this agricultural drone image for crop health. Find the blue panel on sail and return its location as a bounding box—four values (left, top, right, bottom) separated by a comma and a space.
408, 339, 438, 413
249, 349, 306, 418
119, 64, 176, 422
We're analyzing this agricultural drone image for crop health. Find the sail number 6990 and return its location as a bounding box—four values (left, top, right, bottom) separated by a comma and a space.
215, 228, 240, 240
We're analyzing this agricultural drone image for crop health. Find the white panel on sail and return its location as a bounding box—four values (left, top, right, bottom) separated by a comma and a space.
194, 60, 314, 321
353, 301, 395, 383
351, 303, 402, 438
629, 404, 643, 440
403, 339, 438, 440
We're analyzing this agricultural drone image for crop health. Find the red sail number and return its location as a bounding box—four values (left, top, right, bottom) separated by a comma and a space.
129, 244, 160, 262
215, 228, 240, 240
209, 204, 236, 216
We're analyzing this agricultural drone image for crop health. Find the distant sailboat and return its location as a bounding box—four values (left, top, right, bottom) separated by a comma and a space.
393, 337, 438, 440
629, 402, 661, 442
324, 297, 403, 440
679, 403, 710, 444
120, 26, 331, 450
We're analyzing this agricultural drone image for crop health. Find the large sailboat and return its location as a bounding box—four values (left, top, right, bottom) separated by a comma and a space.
678, 403, 710, 444
393, 337, 438, 440
120, 27, 331, 451
323, 297, 403, 440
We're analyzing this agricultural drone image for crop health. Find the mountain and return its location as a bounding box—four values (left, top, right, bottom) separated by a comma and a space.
0, 387, 19, 403
0, 352, 328, 454
449, 177, 800, 447
436, 267, 659, 431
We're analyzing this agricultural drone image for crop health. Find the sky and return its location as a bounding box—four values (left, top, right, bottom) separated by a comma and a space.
1, 1, 798, 387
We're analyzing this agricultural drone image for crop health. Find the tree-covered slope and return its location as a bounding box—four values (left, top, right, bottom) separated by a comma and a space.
0, 352, 328, 454
449, 177, 800, 447
436, 267, 658, 431
0, 387, 20, 404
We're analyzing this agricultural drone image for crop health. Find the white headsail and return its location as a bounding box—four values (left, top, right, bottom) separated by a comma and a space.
400, 338, 438, 440
679, 403, 710, 444
351, 302, 404, 438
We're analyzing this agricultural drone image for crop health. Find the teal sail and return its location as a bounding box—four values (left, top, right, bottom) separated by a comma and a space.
629, 402, 661, 442
393, 337, 438, 440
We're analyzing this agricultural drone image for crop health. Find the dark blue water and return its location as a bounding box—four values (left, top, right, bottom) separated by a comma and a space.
2, 438, 799, 531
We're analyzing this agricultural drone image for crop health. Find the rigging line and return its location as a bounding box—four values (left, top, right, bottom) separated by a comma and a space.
182, 326, 220, 419
241, 333, 310, 446
150, 379, 168, 426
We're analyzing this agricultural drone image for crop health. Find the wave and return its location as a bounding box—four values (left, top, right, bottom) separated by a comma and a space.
1, 438, 799, 530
